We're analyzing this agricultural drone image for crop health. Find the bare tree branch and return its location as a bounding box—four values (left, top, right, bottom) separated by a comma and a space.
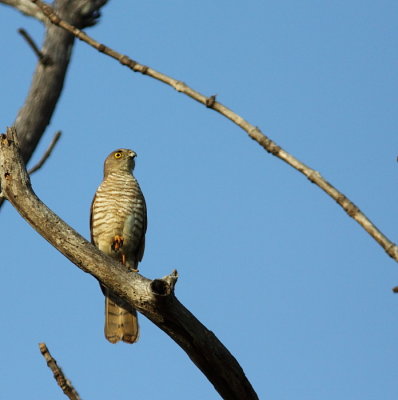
0, 0, 45, 21
0, 127, 258, 400
0, 0, 107, 210
0, 131, 60, 202
39, 343, 81, 400
18, 28, 52, 65
13, 0, 107, 165
31, 0, 398, 265
28, 130, 61, 174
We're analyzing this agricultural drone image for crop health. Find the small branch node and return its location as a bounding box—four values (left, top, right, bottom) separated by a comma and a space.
174, 81, 187, 92
307, 170, 321, 184
346, 202, 359, 218
269, 143, 282, 155
205, 95, 217, 108
119, 55, 131, 66
248, 126, 261, 136
50, 14, 61, 24
140, 65, 149, 75
385, 243, 398, 260
164, 269, 178, 289
151, 270, 178, 296
170, 269, 178, 277
31, 0, 59, 25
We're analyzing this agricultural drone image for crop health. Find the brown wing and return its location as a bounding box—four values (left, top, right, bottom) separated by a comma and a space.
135, 193, 147, 263
89, 190, 97, 245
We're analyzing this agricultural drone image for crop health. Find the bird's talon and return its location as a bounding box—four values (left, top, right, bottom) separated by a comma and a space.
112, 235, 124, 251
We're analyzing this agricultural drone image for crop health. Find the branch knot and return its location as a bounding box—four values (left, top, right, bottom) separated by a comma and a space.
150, 269, 178, 296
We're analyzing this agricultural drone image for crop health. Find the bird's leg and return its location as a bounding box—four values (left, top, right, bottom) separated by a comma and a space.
111, 235, 124, 251
123, 254, 139, 272
112, 235, 139, 272
127, 260, 139, 273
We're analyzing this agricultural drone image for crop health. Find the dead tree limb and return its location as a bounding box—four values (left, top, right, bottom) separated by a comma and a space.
0, 127, 258, 400
0, 0, 107, 209
11, 0, 106, 164
39, 343, 81, 400
0, 0, 45, 21
31, 0, 398, 264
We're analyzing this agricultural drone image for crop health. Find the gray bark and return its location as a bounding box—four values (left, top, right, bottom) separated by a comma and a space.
0, 0, 107, 208
12, 0, 107, 164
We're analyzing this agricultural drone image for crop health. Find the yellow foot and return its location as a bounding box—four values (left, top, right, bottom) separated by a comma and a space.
111, 235, 124, 251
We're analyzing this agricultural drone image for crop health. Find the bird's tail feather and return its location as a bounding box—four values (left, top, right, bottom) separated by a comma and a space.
104, 289, 139, 344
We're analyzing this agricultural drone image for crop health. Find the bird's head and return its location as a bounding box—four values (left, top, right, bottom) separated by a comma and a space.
104, 149, 137, 176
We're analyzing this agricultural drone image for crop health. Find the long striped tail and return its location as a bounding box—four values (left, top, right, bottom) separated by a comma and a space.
104, 289, 139, 344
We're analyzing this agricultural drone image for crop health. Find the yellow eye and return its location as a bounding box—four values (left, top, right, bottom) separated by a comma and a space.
114, 152, 122, 159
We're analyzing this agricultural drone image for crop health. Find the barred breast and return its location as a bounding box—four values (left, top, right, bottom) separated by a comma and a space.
91, 171, 146, 269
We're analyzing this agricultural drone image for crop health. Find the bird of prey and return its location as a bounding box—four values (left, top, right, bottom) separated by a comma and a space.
90, 149, 147, 343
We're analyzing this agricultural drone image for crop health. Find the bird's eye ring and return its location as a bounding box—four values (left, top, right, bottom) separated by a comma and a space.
114, 152, 122, 159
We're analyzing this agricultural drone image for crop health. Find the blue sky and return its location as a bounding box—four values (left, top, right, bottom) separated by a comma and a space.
1, 1, 397, 399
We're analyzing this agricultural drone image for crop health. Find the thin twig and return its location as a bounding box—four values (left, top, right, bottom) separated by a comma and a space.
18, 28, 51, 65
39, 342, 81, 400
18, 28, 41, 57
27, 131, 61, 174
31, 0, 398, 264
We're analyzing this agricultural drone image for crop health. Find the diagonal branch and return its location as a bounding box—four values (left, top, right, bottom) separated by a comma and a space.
39, 343, 81, 400
18, 28, 52, 65
0, 127, 258, 400
28, 130, 61, 174
31, 0, 398, 264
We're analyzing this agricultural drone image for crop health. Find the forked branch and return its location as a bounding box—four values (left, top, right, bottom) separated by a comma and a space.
31, 0, 398, 264
0, 127, 258, 400
0, 0, 108, 211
